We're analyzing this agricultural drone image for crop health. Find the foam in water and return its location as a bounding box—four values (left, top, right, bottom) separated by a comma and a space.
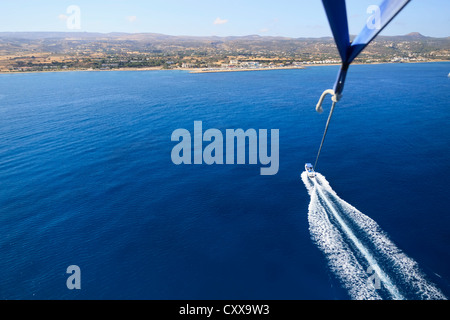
301, 171, 446, 300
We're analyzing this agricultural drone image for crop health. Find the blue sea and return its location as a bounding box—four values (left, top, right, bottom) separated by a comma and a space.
0, 63, 449, 300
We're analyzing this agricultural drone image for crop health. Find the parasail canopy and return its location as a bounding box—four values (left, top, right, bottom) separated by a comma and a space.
321, 0, 411, 98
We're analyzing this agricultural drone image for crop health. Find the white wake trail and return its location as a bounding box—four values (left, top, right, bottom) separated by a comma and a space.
301, 172, 446, 300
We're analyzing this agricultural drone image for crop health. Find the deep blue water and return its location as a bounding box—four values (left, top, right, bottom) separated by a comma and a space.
0, 63, 449, 299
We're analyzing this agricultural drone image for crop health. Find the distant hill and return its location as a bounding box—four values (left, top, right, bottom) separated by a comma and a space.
405, 32, 427, 38
0, 32, 449, 51
0, 31, 445, 42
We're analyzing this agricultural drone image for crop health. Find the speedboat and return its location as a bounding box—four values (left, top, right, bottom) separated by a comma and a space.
305, 163, 315, 178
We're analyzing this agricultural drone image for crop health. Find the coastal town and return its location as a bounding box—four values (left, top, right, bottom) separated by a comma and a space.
0, 32, 448, 73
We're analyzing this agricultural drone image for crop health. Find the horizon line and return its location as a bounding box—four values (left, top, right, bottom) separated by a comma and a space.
0, 30, 448, 39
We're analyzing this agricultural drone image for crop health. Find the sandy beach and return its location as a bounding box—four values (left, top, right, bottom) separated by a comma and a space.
0, 60, 446, 75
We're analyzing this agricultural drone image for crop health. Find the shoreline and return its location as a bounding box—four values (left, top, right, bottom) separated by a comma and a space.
188, 66, 305, 73
0, 66, 165, 75
0, 60, 448, 75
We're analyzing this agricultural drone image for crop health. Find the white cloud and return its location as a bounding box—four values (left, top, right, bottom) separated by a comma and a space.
126, 16, 138, 23
213, 17, 228, 25
260, 28, 269, 33
58, 14, 68, 21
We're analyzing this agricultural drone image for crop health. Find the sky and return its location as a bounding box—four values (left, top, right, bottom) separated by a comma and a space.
0, 0, 449, 38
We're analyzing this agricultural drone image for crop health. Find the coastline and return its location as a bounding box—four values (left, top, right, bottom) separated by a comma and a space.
0, 66, 165, 75
0, 60, 447, 75
187, 66, 305, 73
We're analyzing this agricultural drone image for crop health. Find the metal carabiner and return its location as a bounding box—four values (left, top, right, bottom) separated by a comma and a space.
316, 89, 338, 113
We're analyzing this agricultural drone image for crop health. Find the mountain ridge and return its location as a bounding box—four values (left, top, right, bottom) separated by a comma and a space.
0, 31, 447, 41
